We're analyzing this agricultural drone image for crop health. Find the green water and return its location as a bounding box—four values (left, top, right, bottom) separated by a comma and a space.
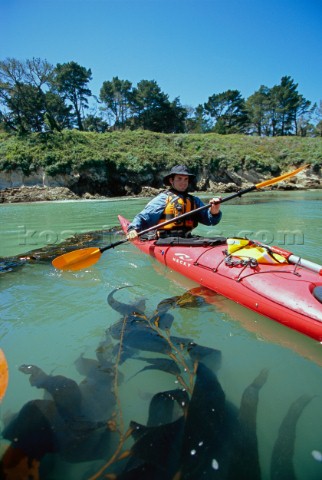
1, 190, 322, 479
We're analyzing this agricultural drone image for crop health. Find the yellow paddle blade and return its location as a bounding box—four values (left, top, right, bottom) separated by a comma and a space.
0, 348, 9, 402
52, 247, 102, 271
255, 164, 308, 189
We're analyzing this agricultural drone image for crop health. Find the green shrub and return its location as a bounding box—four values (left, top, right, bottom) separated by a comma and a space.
0, 131, 320, 182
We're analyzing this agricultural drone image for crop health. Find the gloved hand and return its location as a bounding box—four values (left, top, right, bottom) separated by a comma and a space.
127, 229, 139, 241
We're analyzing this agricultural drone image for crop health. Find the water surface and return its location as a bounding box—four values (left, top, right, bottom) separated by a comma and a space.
1, 190, 322, 479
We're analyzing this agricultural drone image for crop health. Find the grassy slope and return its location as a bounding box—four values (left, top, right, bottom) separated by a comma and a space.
0, 130, 321, 179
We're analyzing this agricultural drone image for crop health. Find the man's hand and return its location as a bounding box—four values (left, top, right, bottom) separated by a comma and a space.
209, 197, 221, 215
127, 229, 139, 241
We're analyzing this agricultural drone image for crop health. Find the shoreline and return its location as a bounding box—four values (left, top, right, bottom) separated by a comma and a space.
1, 180, 321, 204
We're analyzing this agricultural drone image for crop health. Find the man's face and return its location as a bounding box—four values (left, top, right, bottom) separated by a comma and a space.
169, 174, 189, 192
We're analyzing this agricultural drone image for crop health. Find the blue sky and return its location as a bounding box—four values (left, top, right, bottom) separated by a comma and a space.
2, 0, 321, 110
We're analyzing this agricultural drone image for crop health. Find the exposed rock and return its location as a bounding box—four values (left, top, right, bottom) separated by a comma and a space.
207, 181, 241, 193
0, 168, 80, 190
0, 167, 320, 203
0, 186, 80, 203
139, 186, 163, 196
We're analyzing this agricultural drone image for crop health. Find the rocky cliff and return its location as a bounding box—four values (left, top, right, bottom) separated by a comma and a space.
0, 164, 320, 203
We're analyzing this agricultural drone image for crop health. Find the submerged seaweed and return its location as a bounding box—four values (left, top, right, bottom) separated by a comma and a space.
0, 287, 313, 480
0, 227, 121, 274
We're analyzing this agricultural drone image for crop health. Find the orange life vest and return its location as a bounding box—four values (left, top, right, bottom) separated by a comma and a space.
157, 191, 197, 230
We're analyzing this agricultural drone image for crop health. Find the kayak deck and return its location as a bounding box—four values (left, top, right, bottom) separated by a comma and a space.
118, 216, 322, 341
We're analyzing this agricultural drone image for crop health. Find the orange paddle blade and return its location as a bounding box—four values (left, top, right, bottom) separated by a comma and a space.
0, 348, 9, 402
52, 247, 102, 271
255, 164, 308, 189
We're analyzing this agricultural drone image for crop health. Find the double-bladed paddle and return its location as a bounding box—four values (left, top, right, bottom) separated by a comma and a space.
52, 165, 309, 271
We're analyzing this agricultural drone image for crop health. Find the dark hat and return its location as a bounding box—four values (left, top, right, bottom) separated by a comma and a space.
163, 165, 196, 185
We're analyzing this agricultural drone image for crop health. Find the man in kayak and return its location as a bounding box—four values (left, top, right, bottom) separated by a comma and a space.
127, 165, 222, 240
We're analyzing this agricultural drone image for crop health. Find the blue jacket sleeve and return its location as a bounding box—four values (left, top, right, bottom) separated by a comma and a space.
127, 192, 168, 231
128, 192, 222, 232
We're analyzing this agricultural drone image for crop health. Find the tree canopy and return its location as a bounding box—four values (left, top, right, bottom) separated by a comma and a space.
0, 57, 320, 137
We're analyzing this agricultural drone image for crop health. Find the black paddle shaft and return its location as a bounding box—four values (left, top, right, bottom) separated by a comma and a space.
100, 239, 128, 253
100, 185, 256, 254
137, 185, 256, 235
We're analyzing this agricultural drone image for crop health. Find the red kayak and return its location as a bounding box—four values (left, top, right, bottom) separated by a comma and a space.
118, 215, 322, 342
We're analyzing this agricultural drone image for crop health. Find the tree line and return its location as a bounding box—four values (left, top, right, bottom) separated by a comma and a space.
0, 57, 321, 137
